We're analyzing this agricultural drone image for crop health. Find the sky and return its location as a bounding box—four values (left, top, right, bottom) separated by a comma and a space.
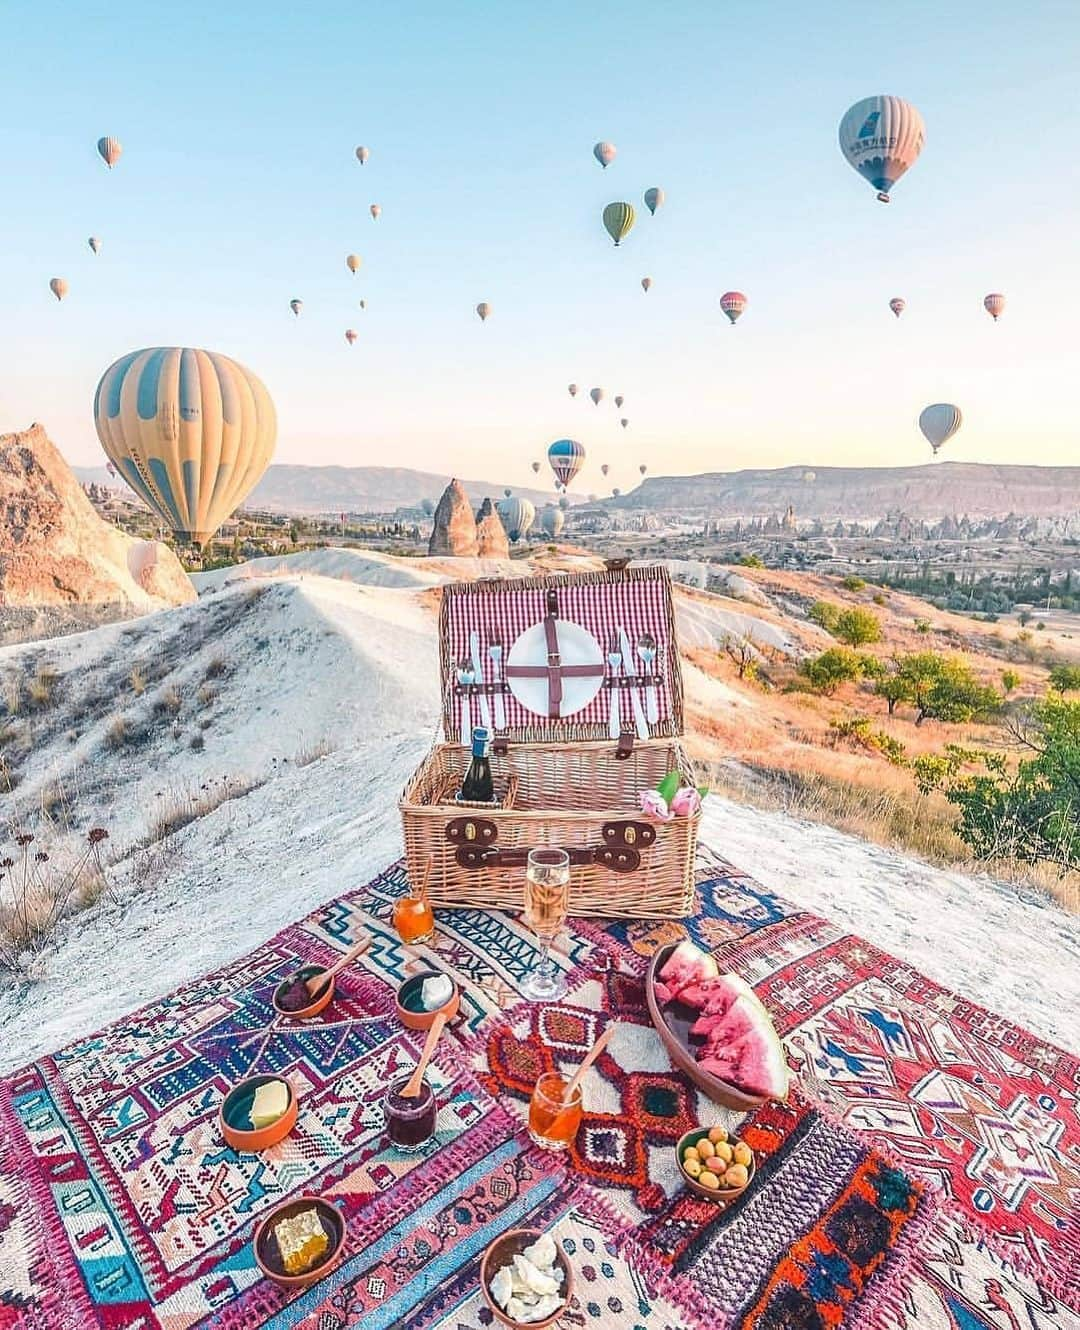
2, 0, 1079, 494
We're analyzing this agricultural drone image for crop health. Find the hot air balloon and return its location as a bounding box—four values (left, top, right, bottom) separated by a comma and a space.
476, 302, 491, 322
93, 347, 277, 547
620, 418, 629, 429
602, 201, 635, 246
541, 504, 565, 539
644, 187, 665, 215
290, 299, 303, 317
345, 329, 358, 344
49, 278, 68, 301
593, 141, 616, 169
638, 464, 647, 476
984, 293, 1006, 322
370, 204, 381, 220
548, 438, 585, 488
720, 291, 747, 324
559, 495, 570, 511
590, 387, 604, 406
346, 254, 362, 274
97, 137, 122, 168
531, 461, 541, 475
919, 403, 962, 455
641, 276, 652, 293
601, 463, 610, 477
568, 383, 579, 397
359, 299, 367, 310
889, 297, 906, 319
612, 487, 621, 498
614, 395, 624, 408
838, 96, 925, 203
504, 488, 513, 498
497, 496, 535, 543
88, 236, 102, 255
355, 145, 370, 165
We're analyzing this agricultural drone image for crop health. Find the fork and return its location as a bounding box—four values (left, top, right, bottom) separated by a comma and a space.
488, 632, 506, 730
607, 631, 623, 740
456, 659, 474, 746
637, 632, 659, 724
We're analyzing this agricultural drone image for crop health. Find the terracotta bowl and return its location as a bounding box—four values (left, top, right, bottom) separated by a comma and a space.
220, 1074, 299, 1151
253, 1193, 345, 1289
480, 1228, 573, 1329
646, 943, 766, 1112
273, 965, 334, 1020
395, 969, 460, 1031
675, 1126, 756, 1205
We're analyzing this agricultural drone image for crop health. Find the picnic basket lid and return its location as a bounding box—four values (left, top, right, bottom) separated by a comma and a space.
439, 564, 686, 743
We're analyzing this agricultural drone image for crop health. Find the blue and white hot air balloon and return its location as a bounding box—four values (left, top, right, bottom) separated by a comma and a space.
839, 96, 925, 202
547, 438, 585, 488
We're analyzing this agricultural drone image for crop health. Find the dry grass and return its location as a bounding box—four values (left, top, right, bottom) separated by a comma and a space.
294, 737, 333, 767
154, 685, 184, 716
142, 774, 262, 846
203, 654, 227, 680
104, 715, 130, 749
27, 666, 58, 709
130, 664, 147, 696
3, 675, 21, 716
196, 682, 217, 707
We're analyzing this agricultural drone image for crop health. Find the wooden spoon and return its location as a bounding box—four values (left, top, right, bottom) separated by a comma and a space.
402, 1010, 448, 1098
563, 1024, 616, 1102
305, 934, 372, 998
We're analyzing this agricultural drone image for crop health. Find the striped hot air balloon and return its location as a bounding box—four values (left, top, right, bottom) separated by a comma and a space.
97, 136, 122, 168
919, 403, 962, 455
984, 293, 1006, 321
93, 347, 277, 547
889, 297, 906, 318
602, 201, 635, 246
548, 438, 585, 488
476, 302, 492, 322
49, 277, 69, 301
838, 96, 925, 202
593, 141, 616, 168
496, 496, 535, 544
720, 291, 747, 324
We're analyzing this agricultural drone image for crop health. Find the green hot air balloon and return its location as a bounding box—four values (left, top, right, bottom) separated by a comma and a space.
93, 347, 277, 548
602, 201, 635, 247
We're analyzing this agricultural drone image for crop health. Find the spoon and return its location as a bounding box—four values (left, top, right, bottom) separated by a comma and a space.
304, 934, 372, 999
402, 1010, 448, 1098
563, 1023, 616, 1102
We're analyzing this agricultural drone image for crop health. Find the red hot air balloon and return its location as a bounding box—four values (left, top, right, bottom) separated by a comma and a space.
720, 291, 747, 324
889, 297, 906, 319
984, 293, 1006, 322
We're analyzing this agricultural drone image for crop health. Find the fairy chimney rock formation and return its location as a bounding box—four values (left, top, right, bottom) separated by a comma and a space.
428, 478, 479, 556
0, 423, 195, 609
475, 496, 509, 558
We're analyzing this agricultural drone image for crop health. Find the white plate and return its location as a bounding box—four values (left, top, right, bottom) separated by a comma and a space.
505, 619, 605, 718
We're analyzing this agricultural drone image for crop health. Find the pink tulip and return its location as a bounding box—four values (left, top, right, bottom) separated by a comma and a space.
671, 787, 702, 818
639, 789, 673, 823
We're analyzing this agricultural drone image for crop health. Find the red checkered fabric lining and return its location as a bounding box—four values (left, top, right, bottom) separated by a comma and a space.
443, 572, 675, 740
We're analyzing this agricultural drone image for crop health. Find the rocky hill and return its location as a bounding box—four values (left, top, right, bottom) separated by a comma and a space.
0, 424, 194, 638
614, 462, 1080, 520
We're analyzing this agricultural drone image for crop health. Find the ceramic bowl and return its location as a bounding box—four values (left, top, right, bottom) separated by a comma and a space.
220, 1074, 299, 1151
395, 969, 460, 1031
273, 964, 334, 1020
675, 1127, 756, 1205
253, 1194, 345, 1288
480, 1228, 573, 1329
646, 943, 766, 1112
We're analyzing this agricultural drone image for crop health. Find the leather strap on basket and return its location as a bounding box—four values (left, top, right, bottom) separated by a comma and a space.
448, 820, 656, 874
503, 588, 605, 718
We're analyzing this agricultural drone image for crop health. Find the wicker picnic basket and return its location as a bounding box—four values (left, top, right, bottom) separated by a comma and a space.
400, 564, 700, 918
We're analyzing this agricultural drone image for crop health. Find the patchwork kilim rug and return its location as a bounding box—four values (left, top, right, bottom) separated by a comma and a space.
1, 852, 1077, 1330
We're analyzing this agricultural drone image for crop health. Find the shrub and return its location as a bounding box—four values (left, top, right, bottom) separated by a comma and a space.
204, 655, 227, 680
877, 651, 1001, 726
1001, 669, 1021, 697
872, 592, 887, 606
154, 685, 184, 716
833, 607, 882, 647
915, 619, 932, 634
800, 647, 866, 695
841, 575, 866, 592
1049, 664, 1080, 693
130, 665, 147, 696
829, 714, 908, 765
808, 601, 841, 632
737, 553, 764, 569
27, 666, 58, 708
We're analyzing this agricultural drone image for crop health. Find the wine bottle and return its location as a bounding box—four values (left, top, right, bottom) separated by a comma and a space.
460, 726, 495, 803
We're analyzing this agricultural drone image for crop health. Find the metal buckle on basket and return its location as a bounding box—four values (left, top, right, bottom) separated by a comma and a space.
547, 651, 562, 666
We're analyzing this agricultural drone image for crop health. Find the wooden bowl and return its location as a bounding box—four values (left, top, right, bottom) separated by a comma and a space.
273, 965, 334, 1020
480, 1228, 572, 1329
220, 1075, 299, 1151
253, 1194, 345, 1288
676, 1127, 756, 1205
646, 943, 766, 1112
395, 970, 460, 1031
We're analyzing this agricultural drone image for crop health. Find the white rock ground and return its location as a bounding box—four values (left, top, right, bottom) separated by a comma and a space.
0, 549, 1077, 1074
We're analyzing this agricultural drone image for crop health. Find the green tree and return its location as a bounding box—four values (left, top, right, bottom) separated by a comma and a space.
738, 553, 764, 568
1049, 664, 1080, 693
889, 652, 1000, 726
1000, 669, 1021, 697
875, 672, 909, 716
833, 607, 883, 647
841, 575, 866, 592
808, 600, 841, 632
799, 647, 866, 695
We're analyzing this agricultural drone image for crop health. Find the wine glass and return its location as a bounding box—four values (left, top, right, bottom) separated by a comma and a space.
521, 848, 570, 1002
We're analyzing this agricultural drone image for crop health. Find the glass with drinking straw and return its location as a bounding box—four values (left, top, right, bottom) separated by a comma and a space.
394, 855, 436, 946
521, 847, 570, 1002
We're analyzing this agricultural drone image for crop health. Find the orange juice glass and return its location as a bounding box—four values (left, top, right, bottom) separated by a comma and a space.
393, 893, 435, 946
527, 1072, 582, 1152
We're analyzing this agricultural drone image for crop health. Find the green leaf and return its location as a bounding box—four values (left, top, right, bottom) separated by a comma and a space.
697, 785, 709, 800
656, 771, 681, 804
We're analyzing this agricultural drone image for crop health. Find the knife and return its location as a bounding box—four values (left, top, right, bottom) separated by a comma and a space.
470, 630, 492, 730
618, 627, 649, 740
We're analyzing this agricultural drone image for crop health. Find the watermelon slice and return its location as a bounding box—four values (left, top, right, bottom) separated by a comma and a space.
686, 973, 757, 1023
691, 993, 762, 1045
657, 941, 718, 1004
698, 1022, 789, 1100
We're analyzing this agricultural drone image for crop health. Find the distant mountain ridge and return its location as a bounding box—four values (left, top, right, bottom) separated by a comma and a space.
74, 463, 560, 514
614, 462, 1080, 521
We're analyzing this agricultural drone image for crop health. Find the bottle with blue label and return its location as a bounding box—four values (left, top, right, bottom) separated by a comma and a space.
459, 726, 495, 803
